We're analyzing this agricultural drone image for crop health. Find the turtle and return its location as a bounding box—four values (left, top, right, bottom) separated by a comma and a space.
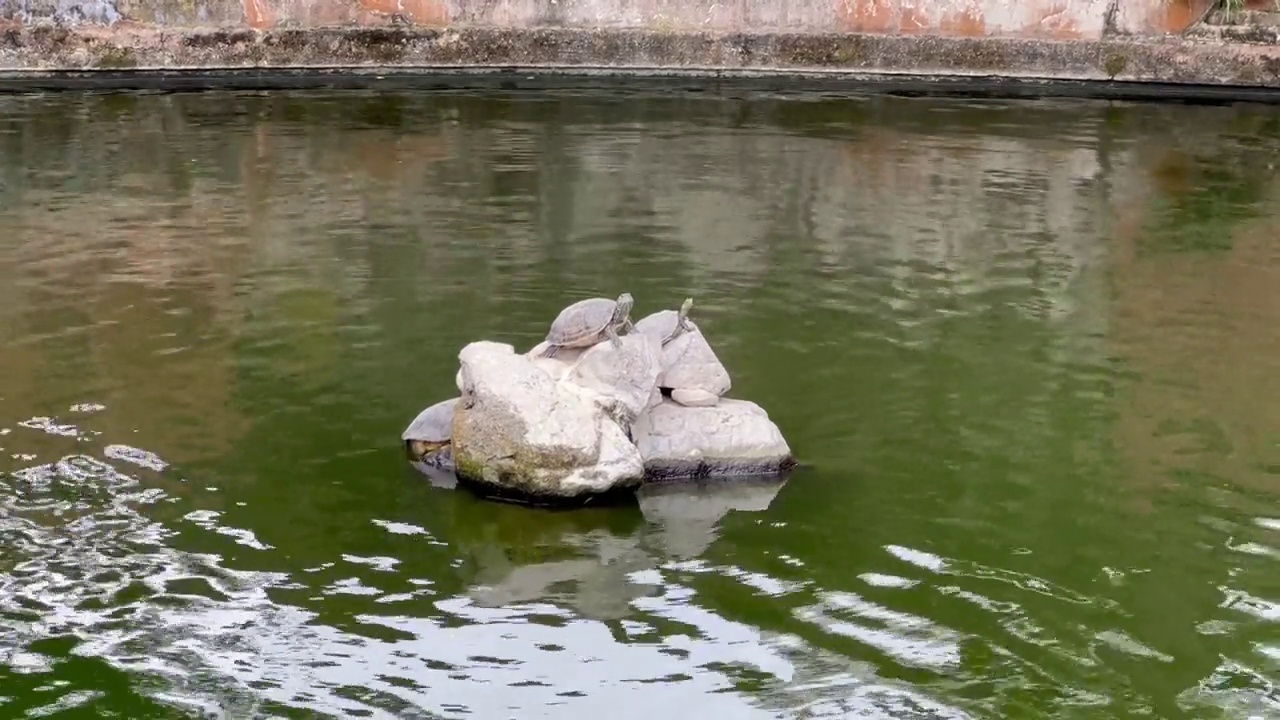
657, 297, 696, 346
634, 297, 731, 408
634, 296, 696, 348
402, 397, 458, 466
538, 292, 635, 359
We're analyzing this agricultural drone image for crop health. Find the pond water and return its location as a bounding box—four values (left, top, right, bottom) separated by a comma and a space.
0, 88, 1278, 719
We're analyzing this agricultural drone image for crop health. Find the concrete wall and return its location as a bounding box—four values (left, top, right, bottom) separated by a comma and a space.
0, 0, 1259, 38
0, 0, 1278, 92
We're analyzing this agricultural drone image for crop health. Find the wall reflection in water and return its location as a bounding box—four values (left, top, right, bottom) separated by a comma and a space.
0, 90, 1278, 719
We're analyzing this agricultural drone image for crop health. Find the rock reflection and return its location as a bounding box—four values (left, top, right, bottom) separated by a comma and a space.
455, 477, 787, 621
639, 476, 789, 558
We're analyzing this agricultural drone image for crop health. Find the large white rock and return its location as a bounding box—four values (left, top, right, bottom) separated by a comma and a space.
526, 341, 583, 381
632, 399, 794, 480
634, 310, 730, 405
562, 333, 662, 428
451, 341, 644, 501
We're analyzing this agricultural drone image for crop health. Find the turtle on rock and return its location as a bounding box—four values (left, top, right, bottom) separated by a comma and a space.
538, 292, 635, 359
402, 397, 458, 467
660, 297, 696, 346
635, 297, 731, 407
634, 297, 695, 348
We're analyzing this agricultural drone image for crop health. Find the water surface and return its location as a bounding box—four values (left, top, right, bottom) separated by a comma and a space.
1, 89, 1279, 719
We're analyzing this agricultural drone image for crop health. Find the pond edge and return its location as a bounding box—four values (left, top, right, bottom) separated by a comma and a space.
0, 26, 1278, 102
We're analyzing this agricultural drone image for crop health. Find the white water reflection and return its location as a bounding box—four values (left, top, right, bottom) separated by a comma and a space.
0, 439, 967, 719
1177, 659, 1280, 719
4, 430, 1269, 718
795, 592, 963, 670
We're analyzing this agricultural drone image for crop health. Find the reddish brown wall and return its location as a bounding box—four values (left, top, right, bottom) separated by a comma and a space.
0, 0, 1237, 38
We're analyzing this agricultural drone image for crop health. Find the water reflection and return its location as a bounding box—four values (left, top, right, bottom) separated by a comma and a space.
0, 90, 1278, 718
0, 431, 940, 719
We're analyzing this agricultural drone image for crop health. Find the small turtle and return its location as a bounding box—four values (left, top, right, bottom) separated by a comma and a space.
656, 297, 696, 346
634, 297, 730, 408
634, 296, 696, 348
402, 397, 458, 466
539, 292, 635, 359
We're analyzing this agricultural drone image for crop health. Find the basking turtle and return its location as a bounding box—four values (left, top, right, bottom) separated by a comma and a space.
538, 292, 635, 359
402, 397, 458, 466
641, 297, 696, 347
634, 297, 730, 407
634, 296, 696, 348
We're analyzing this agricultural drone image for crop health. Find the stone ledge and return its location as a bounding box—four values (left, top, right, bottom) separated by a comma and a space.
1187, 23, 1280, 45
0, 25, 1278, 98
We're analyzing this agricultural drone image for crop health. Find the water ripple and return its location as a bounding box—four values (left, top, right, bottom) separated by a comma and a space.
0, 440, 969, 718
2, 90, 1279, 719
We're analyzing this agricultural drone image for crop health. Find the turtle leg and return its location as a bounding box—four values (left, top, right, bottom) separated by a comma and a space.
621, 318, 635, 334
605, 326, 623, 350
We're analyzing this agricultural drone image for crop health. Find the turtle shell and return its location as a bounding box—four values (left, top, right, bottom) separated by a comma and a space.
402, 397, 458, 443
545, 297, 618, 347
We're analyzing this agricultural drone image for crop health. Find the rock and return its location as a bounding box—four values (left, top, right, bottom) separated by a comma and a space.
562, 333, 662, 428
671, 388, 720, 407
646, 386, 663, 412
634, 309, 730, 403
527, 340, 583, 366
632, 399, 794, 480
532, 356, 573, 381
525, 341, 579, 381
451, 341, 644, 503
402, 397, 458, 469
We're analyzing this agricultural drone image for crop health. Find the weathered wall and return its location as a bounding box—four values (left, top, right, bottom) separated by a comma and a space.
0, 0, 1259, 38
0, 0, 1278, 92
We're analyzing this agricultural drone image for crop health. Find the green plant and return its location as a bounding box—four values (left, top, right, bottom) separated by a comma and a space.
1103, 53, 1127, 78
95, 46, 136, 69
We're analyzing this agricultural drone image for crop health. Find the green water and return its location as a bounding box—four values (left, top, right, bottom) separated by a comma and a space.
1, 89, 1279, 719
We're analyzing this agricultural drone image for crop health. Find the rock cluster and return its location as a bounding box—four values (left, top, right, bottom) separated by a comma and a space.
403, 295, 794, 504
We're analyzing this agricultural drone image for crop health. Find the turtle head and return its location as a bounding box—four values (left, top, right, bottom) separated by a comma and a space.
613, 292, 635, 320
679, 297, 693, 318
406, 439, 449, 462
